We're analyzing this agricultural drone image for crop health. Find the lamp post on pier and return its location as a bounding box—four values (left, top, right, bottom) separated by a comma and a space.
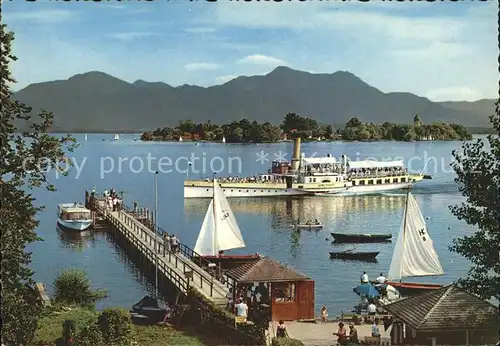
154, 170, 159, 300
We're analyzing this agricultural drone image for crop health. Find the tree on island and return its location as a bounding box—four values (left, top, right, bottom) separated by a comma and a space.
1, 24, 76, 345
449, 100, 499, 307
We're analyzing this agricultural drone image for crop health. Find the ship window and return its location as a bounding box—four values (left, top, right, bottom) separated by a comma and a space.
275, 190, 278, 192
238, 190, 241, 192
352, 181, 356, 186
368, 180, 374, 185
268, 190, 271, 192
376, 179, 382, 184
231, 190, 234, 192
313, 178, 316, 183
384, 179, 390, 184
322, 179, 331, 183
261, 190, 264, 192
246, 190, 249, 192
393, 178, 398, 183
401, 177, 406, 183
206, 189, 209, 191
298, 185, 304, 188
359, 180, 365, 185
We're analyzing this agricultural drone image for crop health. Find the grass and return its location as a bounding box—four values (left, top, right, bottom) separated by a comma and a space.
33, 307, 203, 346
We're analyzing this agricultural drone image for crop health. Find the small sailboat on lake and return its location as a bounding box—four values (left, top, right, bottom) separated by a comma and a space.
383, 191, 445, 295
193, 178, 259, 264
114, 133, 120, 141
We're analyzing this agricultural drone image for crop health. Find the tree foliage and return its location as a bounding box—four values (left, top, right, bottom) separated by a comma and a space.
340, 116, 472, 141
0, 24, 76, 345
449, 100, 500, 301
53, 269, 107, 307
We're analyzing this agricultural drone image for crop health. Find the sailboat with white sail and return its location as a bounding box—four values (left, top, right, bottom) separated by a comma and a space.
193, 178, 259, 262
114, 133, 120, 141
383, 191, 445, 296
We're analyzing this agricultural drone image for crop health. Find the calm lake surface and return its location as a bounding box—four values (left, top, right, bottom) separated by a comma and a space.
28, 134, 482, 316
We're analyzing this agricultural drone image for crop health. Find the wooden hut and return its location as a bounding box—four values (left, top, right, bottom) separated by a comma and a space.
225, 257, 314, 322
382, 284, 498, 345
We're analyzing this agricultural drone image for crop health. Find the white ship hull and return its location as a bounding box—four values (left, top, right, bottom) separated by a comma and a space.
184, 182, 414, 198
57, 218, 93, 231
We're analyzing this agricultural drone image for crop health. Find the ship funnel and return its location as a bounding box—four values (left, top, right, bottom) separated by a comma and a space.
291, 137, 301, 171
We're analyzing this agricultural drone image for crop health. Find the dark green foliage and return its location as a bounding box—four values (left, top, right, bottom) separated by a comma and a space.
75, 320, 104, 346
97, 308, 132, 345
62, 320, 76, 344
271, 337, 305, 346
449, 100, 500, 302
53, 269, 107, 308
0, 24, 76, 345
341, 116, 472, 141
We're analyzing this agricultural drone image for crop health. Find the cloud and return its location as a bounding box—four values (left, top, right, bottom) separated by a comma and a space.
215, 75, 238, 84
108, 32, 158, 41
426, 87, 484, 102
184, 63, 220, 71
237, 54, 287, 67
184, 27, 216, 34
5, 9, 77, 24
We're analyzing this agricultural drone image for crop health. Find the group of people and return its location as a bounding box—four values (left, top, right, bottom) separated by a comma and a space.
102, 188, 122, 211
161, 232, 179, 254
348, 167, 409, 179
360, 271, 387, 284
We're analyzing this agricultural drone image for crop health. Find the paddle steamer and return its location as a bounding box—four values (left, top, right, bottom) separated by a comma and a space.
184, 137, 430, 198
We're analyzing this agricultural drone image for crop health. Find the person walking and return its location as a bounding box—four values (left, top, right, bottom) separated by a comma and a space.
170, 234, 179, 253
163, 232, 170, 255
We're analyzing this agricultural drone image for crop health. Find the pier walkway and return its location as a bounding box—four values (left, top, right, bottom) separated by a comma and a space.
94, 201, 230, 308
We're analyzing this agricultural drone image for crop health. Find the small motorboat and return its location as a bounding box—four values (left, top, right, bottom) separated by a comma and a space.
57, 203, 93, 232
329, 249, 379, 261
331, 232, 392, 243
131, 296, 167, 324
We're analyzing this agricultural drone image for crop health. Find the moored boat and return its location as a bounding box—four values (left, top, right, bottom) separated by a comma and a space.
383, 191, 445, 295
331, 232, 392, 243
57, 203, 92, 232
329, 250, 379, 261
296, 223, 323, 229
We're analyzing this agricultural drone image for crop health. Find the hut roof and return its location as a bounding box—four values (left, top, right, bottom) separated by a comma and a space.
226, 257, 310, 283
383, 284, 499, 331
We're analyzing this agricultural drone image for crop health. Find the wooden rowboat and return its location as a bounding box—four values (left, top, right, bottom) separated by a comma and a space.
329, 250, 379, 261
331, 232, 392, 243
296, 223, 323, 229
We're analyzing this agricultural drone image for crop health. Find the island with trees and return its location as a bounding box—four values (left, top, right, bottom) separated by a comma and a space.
141, 113, 472, 143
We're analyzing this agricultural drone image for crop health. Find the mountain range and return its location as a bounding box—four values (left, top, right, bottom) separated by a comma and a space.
13, 66, 495, 132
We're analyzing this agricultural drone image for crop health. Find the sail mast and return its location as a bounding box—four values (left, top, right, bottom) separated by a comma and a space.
399, 189, 411, 282
212, 176, 217, 255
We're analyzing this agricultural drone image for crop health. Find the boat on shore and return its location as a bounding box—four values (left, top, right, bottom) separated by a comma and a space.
329, 249, 379, 261
57, 203, 92, 232
331, 232, 392, 243
382, 191, 445, 295
184, 137, 429, 198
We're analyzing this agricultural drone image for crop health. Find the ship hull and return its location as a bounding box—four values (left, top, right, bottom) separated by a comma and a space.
184, 181, 416, 198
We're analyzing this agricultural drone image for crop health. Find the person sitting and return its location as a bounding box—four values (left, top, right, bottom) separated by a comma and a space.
376, 272, 387, 284
276, 320, 288, 338
348, 324, 360, 344
333, 322, 348, 345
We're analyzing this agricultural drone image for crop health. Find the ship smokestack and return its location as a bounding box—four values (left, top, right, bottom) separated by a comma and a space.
291, 137, 301, 171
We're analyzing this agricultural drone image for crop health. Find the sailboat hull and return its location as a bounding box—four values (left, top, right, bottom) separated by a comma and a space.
385, 281, 443, 296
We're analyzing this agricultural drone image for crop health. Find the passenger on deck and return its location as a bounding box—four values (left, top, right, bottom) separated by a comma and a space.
367, 300, 377, 315
360, 271, 369, 283
376, 273, 387, 284
315, 219, 320, 225
104, 189, 109, 197
163, 233, 170, 255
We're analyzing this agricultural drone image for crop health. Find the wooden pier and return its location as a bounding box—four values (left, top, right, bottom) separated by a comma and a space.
92, 200, 230, 307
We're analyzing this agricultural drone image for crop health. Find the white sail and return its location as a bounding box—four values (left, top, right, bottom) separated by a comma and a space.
84, 134, 88, 141
114, 134, 119, 141
222, 136, 226, 143
213, 179, 245, 252
388, 192, 444, 281
194, 200, 216, 255
193, 179, 245, 256
179, 136, 183, 142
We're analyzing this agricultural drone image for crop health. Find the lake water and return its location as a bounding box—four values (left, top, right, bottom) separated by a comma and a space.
28, 134, 481, 316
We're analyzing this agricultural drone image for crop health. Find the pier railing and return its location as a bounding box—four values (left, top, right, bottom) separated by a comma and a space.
121, 203, 234, 288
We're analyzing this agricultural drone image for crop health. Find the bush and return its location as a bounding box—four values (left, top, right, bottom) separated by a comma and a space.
53, 269, 107, 307
97, 308, 131, 345
271, 337, 304, 346
75, 321, 104, 346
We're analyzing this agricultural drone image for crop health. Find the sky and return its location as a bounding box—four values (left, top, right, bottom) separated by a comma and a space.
3, 0, 498, 102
